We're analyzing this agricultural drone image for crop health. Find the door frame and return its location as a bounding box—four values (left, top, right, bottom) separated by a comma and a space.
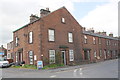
61, 51, 66, 65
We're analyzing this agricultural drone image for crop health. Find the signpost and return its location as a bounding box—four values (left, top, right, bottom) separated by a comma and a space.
37, 61, 43, 70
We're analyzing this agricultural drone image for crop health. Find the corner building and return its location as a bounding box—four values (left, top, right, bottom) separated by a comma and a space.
13, 7, 83, 66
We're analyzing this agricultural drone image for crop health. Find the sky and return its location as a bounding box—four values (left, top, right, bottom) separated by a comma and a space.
0, 0, 119, 48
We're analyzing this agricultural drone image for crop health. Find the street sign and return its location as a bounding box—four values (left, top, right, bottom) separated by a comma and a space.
0, 52, 4, 55
37, 61, 43, 69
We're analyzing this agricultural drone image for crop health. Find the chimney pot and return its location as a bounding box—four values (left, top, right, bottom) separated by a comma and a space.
109, 33, 113, 37
30, 14, 39, 23
40, 8, 50, 17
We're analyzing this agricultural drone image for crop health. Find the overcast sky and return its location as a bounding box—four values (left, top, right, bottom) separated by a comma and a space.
0, 0, 119, 48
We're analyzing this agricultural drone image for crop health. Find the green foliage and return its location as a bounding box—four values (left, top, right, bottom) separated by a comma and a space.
42, 64, 64, 69
11, 64, 37, 69
55, 51, 62, 64
43, 56, 49, 65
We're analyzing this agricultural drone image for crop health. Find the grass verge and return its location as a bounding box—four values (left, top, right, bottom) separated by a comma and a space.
11, 64, 64, 70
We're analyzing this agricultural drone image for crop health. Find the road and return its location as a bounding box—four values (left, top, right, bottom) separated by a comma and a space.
1, 59, 118, 78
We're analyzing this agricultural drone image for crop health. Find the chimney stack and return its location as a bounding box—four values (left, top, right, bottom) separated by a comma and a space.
87, 28, 94, 33
82, 27, 86, 31
30, 14, 39, 23
109, 33, 113, 37
102, 31, 106, 36
40, 8, 50, 17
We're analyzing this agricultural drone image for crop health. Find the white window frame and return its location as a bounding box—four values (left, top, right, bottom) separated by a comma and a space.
7, 53, 11, 59
84, 35, 87, 43
69, 49, 74, 61
49, 50, 55, 64
61, 17, 65, 23
68, 32, 73, 43
29, 51, 34, 64
99, 38, 101, 44
94, 51, 97, 58
48, 29, 55, 41
16, 52, 18, 62
93, 37, 96, 44
29, 31, 33, 43
99, 50, 102, 57
107, 50, 110, 56
15, 37, 18, 46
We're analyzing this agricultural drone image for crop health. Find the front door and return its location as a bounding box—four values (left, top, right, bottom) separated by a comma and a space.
61, 51, 66, 65
84, 50, 90, 60
18, 52, 23, 62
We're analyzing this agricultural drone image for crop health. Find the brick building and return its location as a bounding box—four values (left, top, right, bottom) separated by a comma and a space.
0, 45, 7, 59
12, 7, 119, 66
7, 41, 14, 63
13, 7, 83, 65
82, 28, 118, 63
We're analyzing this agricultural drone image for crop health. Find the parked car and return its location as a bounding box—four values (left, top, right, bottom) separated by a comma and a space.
0, 57, 10, 68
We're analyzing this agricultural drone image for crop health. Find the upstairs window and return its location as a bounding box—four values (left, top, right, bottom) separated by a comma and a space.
48, 29, 55, 41
99, 50, 102, 57
29, 31, 33, 43
15, 37, 18, 46
93, 37, 96, 44
84, 35, 87, 44
98, 38, 101, 44
49, 50, 55, 64
107, 40, 110, 45
68, 32, 73, 43
61, 17, 65, 23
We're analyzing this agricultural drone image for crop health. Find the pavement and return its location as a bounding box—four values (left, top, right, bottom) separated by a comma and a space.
1, 59, 119, 78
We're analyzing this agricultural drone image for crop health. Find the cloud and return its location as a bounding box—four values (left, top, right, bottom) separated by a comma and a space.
0, 0, 74, 48
79, 1, 118, 37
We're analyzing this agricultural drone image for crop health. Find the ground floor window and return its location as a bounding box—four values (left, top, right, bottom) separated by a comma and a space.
49, 50, 55, 64
99, 50, 102, 57
16, 52, 17, 62
7, 53, 11, 59
69, 49, 74, 61
104, 50, 107, 59
94, 51, 97, 58
29, 51, 34, 64
107, 50, 110, 56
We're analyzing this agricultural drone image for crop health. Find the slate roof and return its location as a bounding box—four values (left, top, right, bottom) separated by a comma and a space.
83, 31, 118, 40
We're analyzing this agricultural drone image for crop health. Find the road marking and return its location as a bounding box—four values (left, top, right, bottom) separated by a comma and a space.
79, 68, 83, 75
80, 72, 83, 75
50, 75, 56, 78
74, 69, 77, 73
79, 68, 82, 71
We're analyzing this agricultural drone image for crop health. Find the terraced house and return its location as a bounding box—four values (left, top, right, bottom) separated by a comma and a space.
12, 7, 119, 66
82, 28, 118, 63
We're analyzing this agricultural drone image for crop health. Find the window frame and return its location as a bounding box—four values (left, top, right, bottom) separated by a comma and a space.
28, 51, 34, 65
93, 37, 96, 44
98, 38, 101, 44
49, 50, 55, 64
48, 29, 55, 42
28, 31, 33, 44
84, 35, 87, 44
68, 32, 73, 43
61, 17, 65, 23
15, 37, 18, 46
94, 51, 97, 58
99, 50, 102, 57
69, 49, 74, 61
